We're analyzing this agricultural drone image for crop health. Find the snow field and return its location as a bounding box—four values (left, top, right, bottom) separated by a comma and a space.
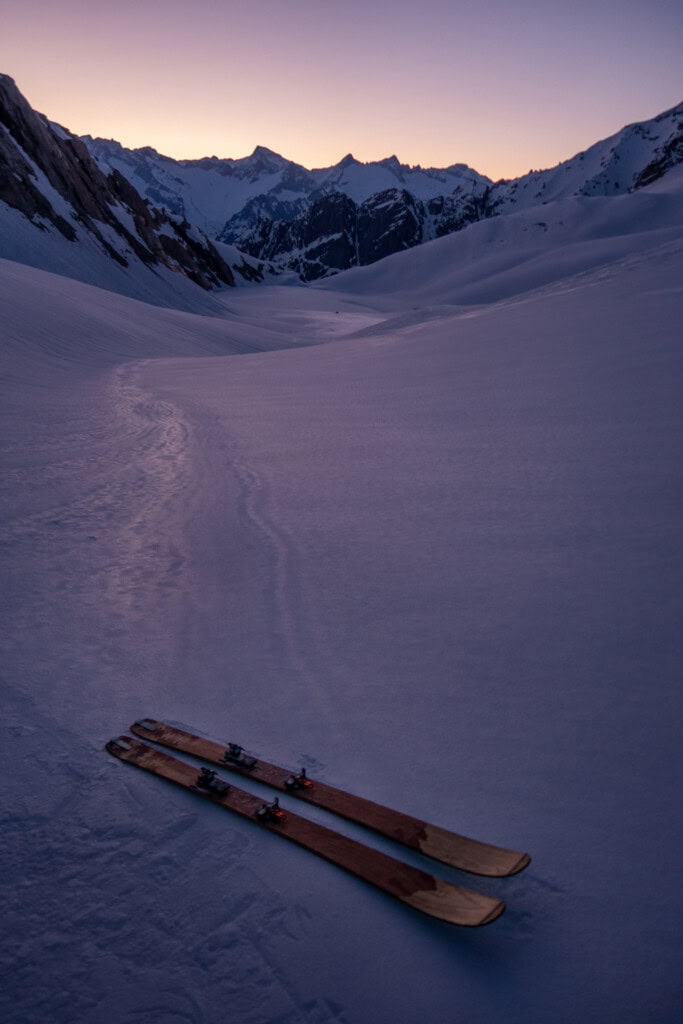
1, 178, 683, 1022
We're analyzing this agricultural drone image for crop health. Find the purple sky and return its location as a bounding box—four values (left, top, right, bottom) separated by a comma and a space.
1, 0, 681, 178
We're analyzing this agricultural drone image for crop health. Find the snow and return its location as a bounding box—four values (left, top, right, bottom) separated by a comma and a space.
322, 186, 683, 312
491, 102, 683, 211
1, 170, 683, 1023
311, 159, 483, 204
94, 143, 288, 236
85, 138, 493, 236
0, 201, 226, 312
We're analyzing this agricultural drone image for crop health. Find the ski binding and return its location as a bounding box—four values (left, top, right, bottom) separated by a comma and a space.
284, 767, 313, 791
255, 797, 286, 824
194, 767, 230, 795
221, 743, 257, 769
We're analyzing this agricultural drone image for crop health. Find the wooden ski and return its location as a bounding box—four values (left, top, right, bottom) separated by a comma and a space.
106, 735, 504, 927
130, 718, 530, 877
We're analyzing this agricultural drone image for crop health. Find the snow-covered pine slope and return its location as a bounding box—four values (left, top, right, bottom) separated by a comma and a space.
0, 76, 265, 309
85, 100, 683, 280
1, 164, 682, 1023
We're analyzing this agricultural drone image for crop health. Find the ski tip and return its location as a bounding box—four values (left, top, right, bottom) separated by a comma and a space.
418, 824, 530, 877
475, 847, 532, 880
479, 898, 506, 927
507, 852, 531, 876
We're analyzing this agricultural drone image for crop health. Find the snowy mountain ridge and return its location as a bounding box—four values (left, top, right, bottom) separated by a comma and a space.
1, 73, 682, 296
85, 100, 683, 279
84, 136, 488, 231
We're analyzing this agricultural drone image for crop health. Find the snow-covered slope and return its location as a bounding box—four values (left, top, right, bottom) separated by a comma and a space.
1, 167, 682, 1022
321, 167, 683, 310
490, 100, 683, 208
0, 196, 229, 312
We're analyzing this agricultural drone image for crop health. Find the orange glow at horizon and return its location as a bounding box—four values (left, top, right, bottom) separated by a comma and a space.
1, 0, 681, 182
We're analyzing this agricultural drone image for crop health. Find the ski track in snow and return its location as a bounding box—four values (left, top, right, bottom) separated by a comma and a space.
126, 343, 347, 730
228, 440, 331, 720
0, 359, 200, 724
235, 456, 309, 685
1, 346, 344, 1022
106, 363, 193, 629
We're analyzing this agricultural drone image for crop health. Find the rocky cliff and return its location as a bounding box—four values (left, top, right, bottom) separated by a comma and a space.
0, 74, 238, 294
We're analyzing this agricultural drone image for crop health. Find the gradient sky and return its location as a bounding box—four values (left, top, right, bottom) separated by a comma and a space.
2, 0, 681, 179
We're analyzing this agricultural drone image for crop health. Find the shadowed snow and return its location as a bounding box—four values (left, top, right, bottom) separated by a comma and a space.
1, 172, 682, 1023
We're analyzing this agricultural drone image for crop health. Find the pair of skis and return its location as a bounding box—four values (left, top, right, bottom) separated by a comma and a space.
106, 719, 529, 927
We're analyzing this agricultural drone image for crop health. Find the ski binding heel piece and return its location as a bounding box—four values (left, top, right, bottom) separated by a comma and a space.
195, 767, 230, 795
255, 797, 286, 824
284, 768, 313, 791
222, 743, 257, 769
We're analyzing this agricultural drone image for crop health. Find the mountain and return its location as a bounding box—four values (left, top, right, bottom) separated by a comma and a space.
83, 137, 488, 235
85, 102, 683, 281
3, 73, 682, 293
84, 137, 494, 281
0, 75, 265, 308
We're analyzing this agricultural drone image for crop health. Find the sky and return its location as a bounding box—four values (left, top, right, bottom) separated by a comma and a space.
1, 0, 682, 179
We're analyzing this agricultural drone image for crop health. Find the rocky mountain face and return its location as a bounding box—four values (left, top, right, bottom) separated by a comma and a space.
0, 75, 248, 294
84, 137, 493, 280
219, 184, 495, 280
86, 101, 683, 282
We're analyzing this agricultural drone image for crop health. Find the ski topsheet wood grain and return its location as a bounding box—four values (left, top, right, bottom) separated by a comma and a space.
130, 718, 530, 877
107, 736, 504, 927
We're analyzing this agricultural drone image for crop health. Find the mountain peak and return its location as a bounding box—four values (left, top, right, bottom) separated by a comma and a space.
250, 145, 281, 159
242, 145, 288, 174
380, 155, 402, 172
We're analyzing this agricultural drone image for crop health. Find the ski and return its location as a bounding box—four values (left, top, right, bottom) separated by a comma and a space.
130, 718, 530, 877
106, 735, 504, 927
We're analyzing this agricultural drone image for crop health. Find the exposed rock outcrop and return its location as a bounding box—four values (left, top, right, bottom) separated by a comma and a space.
219, 184, 497, 281
0, 74, 235, 290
